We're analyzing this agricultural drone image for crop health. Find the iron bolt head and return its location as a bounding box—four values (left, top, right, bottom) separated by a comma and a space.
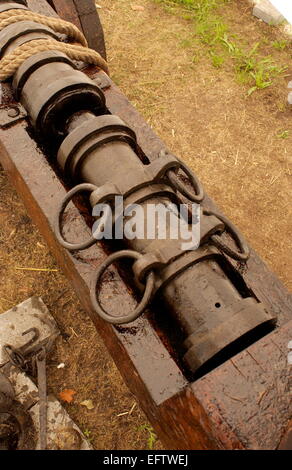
7, 107, 20, 118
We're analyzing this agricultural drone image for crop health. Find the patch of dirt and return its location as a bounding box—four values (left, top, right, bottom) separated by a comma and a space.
0, 0, 291, 451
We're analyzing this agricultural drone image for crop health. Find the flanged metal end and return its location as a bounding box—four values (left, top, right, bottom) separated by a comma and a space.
167, 160, 204, 203
20, 63, 106, 138
90, 250, 155, 324
159, 151, 204, 203
13, 50, 76, 100
57, 114, 137, 178
183, 298, 274, 373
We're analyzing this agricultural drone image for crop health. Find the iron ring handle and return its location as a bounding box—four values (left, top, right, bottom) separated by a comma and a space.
90, 250, 155, 324
203, 209, 250, 261
166, 160, 204, 203
55, 183, 98, 252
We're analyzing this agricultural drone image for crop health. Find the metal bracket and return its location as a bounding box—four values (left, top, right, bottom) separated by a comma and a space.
92, 74, 111, 90
0, 105, 27, 129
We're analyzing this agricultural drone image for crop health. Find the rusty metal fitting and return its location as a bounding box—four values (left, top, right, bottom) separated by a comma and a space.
12, 50, 76, 100
157, 246, 275, 373
54, 111, 271, 376
155, 246, 219, 292
55, 185, 181, 255
146, 152, 181, 179
0, 21, 59, 59
133, 252, 165, 285
123, 183, 179, 207
0, 6, 106, 139
90, 250, 156, 324
183, 297, 272, 372
0, 13, 105, 137
89, 183, 121, 207
87, 155, 183, 201
132, 242, 196, 287
20, 61, 105, 138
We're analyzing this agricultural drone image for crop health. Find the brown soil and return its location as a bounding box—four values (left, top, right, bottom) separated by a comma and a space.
0, 0, 291, 450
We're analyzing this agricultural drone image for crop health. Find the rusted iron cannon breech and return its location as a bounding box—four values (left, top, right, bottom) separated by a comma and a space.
0, 0, 276, 377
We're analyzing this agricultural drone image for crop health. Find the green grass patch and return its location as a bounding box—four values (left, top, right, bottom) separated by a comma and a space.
276, 129, 290, 139
154, 0, 288, 95
210, 52, 225, 68
272, 39, 288, 50
137, 424, 157, 450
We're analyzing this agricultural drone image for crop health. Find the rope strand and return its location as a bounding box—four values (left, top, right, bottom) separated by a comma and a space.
0, 9, 88, 47
0, 38, 109, 81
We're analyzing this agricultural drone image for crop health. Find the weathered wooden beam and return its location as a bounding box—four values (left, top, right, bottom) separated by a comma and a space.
47, 0, 82, 27
48, 0, 107, 59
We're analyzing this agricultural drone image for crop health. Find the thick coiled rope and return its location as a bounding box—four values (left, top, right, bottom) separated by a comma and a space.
0, 38, 109, 80
0, 9, 88, 46
0, 9, 109, 81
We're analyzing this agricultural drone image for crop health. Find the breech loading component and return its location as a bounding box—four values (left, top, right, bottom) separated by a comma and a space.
0, 1, 275, 375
